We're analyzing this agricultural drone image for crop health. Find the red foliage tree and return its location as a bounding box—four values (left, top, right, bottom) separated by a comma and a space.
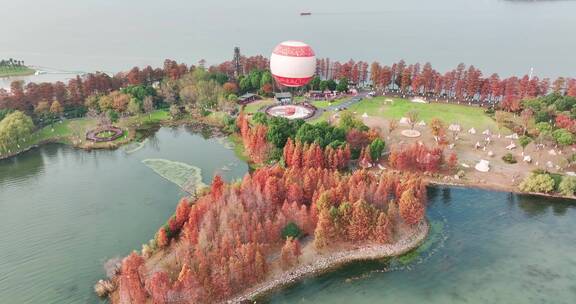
372, 212, 392, 243
398, 187, 425, 226
118, 252, 147, 304
211, 175, 224, 200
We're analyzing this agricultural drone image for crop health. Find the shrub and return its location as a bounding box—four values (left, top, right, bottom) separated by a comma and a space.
107, 110, 119, 123
369, 138, 385, 161
558, 176, 576, 196
252, 112, 268, 125
281, 222, 302, 239
519, 173, 555, 193
502, 153, 517, 164
227, 93, 238, 102
200, 109, 212, 117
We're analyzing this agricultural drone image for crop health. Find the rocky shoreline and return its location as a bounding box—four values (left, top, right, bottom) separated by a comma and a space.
226, 220, 430, 304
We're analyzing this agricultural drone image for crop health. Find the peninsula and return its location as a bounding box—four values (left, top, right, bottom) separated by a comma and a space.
0, 59, 35, 77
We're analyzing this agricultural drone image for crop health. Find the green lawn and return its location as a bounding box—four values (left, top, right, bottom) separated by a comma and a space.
0, 66, 36, 77
122, 109, 170, 127
311, 98, 346, 109
0, 118, 95, 156
243, 99, 275, 114
347, 97, 500, 130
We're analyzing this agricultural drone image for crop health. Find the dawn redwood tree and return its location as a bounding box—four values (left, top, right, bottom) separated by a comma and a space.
372, 212, 392, 243
314, 208, 334, 249
146, 271, 170, 304
156, 227, 169, 248
398, 187, 425, 226
118, 252, 147, 304
211, 175, 224, 200
350, 199, 375, 241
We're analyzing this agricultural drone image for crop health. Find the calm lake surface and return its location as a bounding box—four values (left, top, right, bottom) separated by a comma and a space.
2, 0, 576, 89
1, 128, 576, 303
0, 127, 248, 303
269, 187, 576, 304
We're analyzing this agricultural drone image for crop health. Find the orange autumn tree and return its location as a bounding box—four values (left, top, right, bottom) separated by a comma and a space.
283, 138, 351, 170
237, 112, 271, 163
389, 143, 444, 173
116, 167, 427, 303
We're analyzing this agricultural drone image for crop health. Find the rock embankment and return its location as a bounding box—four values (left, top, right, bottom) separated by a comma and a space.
227, 220, 429, 303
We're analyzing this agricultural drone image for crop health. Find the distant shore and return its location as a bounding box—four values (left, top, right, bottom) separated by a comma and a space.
0, 66, 36, 77
227, 220, 429, 304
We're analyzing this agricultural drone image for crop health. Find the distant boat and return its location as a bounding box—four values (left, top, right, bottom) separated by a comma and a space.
34, 70, 47, 75
300, 12, 312, 16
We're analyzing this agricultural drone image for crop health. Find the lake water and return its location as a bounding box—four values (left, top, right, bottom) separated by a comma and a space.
2, 128, 576, 304
0, 127, 248, 303
268, 187, 576, 304
2, 0, 576, 89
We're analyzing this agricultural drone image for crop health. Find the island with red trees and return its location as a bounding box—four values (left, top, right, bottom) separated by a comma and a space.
97, 113, 430, 304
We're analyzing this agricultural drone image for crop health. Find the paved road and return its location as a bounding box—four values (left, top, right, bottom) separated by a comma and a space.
325, 91, 370, 111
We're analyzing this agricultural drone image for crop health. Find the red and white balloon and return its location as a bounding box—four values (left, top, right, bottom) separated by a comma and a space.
270, 41, 316, 87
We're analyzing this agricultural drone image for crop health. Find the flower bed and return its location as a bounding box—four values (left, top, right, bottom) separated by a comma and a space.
265, 103, 317, 120
86, 126, 124, 142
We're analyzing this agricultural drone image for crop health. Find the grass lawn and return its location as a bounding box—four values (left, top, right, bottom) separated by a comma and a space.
243, 99, 274, 114
0, 118, 95, 156
311, 98, 346, 109
348, 97, 500, 130
0, 66, 36, 77
121, 109, 170, 127
308, 111, 332, 124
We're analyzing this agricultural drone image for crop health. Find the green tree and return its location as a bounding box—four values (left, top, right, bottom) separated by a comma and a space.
336, 78, 349, 92
239, 76, 252, 93
281, 222, 302, 239
326, 79, 337, 91
267, 117, 304, 148
0, 109, 14, 122
121, 85, 156, 102
227, 93, 238, 102
249, 70, 262, 91
127, 99, 142, 115
260, 71, 273, 88
319, 80, 328, 91
195, 80, 224, 109
309, 76, 321, 90
339, 111, 367, 131
552, 129, 573, 147
535, 122, 552, 133
558, 176, 576, 196
519, 173, 555, 193
519, 135, 532, 153
369, 138, 385, 161
295, 121, 346, 148
0, 111, 35, 151
107, 110, 119, 124
252, 112, 268, 125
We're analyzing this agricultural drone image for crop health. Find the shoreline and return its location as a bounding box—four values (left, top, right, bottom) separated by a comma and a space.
0, 117, 228, 161
0, 67, 36, 78
226, 220, 429, 304
427, 178, 576, 201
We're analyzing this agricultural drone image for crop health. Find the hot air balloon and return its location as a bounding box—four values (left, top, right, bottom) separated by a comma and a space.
270, 41, 316, 88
